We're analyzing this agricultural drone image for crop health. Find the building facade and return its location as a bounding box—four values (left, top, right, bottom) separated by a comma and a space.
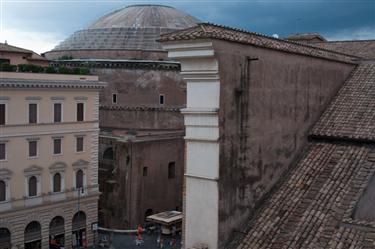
44, 4, 199, 229
0, 72, 105, 249
161, 23, 359, 248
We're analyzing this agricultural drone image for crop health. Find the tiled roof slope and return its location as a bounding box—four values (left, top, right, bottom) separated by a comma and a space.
159, 23, 357, 63
232, 142, 375, 249
311, 63, 375, 141
314, 40, 375, 60
0, 43, 32, 54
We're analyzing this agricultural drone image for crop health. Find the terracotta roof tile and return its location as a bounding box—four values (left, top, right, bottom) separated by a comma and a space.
313, 40, 375, 60
311, 63, 375, 141
159, 23, 358, 64
232, 142, 375, 249
0, 43, 32, 54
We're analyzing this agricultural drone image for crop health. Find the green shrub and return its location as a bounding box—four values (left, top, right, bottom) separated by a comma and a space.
45, 66, 57, 74
0, 63, 17, 72
18, 64, 44, 73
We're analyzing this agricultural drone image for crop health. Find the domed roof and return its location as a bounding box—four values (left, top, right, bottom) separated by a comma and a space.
51, 5, 199, 52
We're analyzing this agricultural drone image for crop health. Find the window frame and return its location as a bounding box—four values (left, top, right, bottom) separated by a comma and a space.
52, 172, 62, 193
0, 180, 6, 202
28, 175, 38, 197
143, 166, 148, 177
75, 136, 84, 153
0, 142, 6, 161
53, 102, 63, 123
52, 137, 63, 156
0, 102, 7, 125
112, 93, 118, 104
28, 140, 38, 159
159, 94, 165, 105
76, 102, 85, 122
27, 102, 39, 124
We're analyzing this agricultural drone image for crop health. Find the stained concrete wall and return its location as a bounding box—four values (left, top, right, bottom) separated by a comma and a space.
99, 137, 184, 229
213, 39, 355, 248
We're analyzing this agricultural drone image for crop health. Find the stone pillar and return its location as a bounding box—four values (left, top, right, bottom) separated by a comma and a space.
41, 221, 49, 249
163, 42, 220, 249
64, 212, 73, 249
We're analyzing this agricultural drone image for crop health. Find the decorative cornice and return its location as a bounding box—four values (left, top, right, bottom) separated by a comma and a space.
0, 168, 13, 178
72, 159, 90, 169
50, 59, 181, 71
24, 165, 43, 174
0, 78, 106, 89
49, 162, 67, 171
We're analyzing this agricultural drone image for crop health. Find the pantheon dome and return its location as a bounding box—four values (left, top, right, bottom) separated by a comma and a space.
45, 5, 199, 59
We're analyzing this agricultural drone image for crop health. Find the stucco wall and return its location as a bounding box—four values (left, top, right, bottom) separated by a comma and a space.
213, 39, 355, 247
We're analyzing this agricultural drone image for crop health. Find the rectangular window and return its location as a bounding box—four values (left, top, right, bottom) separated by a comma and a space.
76, 137, 84, 152
112, 93, 117, 104
159, 94, 165, 105
0, 104, 5, 125
53, 138, 62, 155
168, 162, 175, 179
29, 141, 37, 158
76, 103, 84, 121
143, 167, 148, 177
29, 103, 37, 123
54, 103, 62, 123
0, 143, 5, 160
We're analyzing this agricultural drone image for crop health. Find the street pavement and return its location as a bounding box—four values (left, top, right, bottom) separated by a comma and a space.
92, 232, 182, 249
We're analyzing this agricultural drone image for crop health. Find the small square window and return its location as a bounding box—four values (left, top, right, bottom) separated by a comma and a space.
0, 143, 5, 160
76, 137, 84, 152
112, 93, 117, 104
53, 138, 62, 155
159, 94, 165, 105
143, 167, 148, 177
29, 141, 37, 157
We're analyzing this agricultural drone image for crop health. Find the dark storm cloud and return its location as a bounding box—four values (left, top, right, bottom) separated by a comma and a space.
3, 0, 374, 47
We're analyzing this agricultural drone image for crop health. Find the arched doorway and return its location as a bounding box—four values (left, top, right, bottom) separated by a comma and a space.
103, 147, 114, 160
72, 211, 86, 248
24, 221, 41, 249
0, 228, 11, 249
49, 216, 64, 249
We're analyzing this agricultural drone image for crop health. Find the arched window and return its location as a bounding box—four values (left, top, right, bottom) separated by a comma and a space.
28, 176, 37, 197
103, 147, 114, 160
53, 173, 61, 193
0, 180, 5, 202
25, 221, 41, 244
0, 227, 11, 249
76, 170, 83, 189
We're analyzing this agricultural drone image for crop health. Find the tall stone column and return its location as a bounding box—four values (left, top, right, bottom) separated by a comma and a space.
163, 42, 220, 249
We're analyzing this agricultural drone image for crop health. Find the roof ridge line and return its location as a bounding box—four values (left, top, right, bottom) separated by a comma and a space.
197, 22, 359, 59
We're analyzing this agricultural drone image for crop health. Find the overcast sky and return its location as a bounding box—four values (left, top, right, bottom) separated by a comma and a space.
1, 0, 374, 54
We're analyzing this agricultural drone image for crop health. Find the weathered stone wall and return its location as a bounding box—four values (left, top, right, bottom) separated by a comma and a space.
92, 67, 186, 108
99, 107, 184, 130
99, 136, 184, 229
213, 39, 355, 248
